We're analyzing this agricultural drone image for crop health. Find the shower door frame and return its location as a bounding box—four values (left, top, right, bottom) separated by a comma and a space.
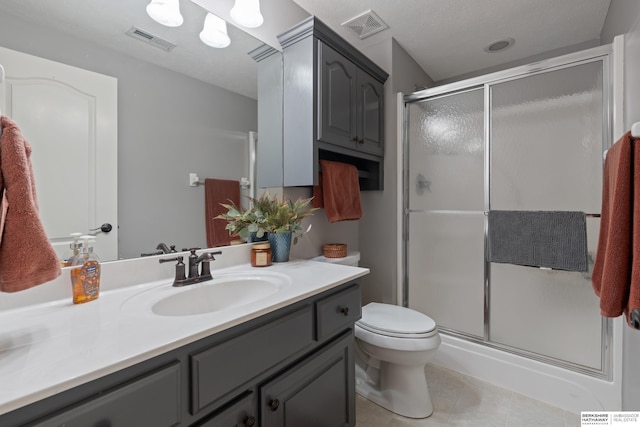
401, 44, 613, 379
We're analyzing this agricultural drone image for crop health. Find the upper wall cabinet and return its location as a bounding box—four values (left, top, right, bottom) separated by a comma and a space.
319, 42, 384, 156
277, 17, 388, 190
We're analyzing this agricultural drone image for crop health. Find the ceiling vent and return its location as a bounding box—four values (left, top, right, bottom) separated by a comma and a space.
126, 26, 176, 51
341, 10, 388, 40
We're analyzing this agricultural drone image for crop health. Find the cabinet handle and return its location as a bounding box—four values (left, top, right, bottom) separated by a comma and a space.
339, 306, 350, 316
269, 399, 280, 411
244, 415, 256, 427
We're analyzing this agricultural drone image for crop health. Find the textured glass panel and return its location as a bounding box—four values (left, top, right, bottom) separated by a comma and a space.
491, 61, 603, 212
408, 89, 484, 211
489, 218, 602, 369
408, 212, 485, 337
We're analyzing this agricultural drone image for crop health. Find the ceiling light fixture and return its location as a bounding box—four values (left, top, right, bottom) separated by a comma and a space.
200, 13, 231, 48
146, 0, 184, 27
230, 0, 264, 29
484, 37, 515, 53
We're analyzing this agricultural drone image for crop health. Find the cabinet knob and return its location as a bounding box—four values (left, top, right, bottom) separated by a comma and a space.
269, 399, 280, 411
244, 415, 256, 427
339, 306, 350, 316
351, 136, 358, 142
358, 139, 364, 144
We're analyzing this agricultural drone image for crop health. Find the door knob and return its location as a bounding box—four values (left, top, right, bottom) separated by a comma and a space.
90, 223, 113, 233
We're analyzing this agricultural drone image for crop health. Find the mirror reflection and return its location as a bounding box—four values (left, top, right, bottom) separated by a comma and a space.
0, 0, 265, 261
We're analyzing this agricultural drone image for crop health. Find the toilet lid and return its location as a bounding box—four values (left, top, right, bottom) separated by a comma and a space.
358, 303, 436, 337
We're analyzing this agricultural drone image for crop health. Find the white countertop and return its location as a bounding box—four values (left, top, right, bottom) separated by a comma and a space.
0, 256, 368, 415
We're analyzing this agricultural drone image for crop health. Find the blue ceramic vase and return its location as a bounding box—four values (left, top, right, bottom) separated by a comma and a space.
268, 232, 292, 262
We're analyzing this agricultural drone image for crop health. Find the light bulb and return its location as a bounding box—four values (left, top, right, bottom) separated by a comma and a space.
146, 0, 184, 27
230, 0, 264, 28
200, 13, 231, 48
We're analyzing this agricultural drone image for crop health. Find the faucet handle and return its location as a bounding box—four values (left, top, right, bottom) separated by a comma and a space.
159, 256, 187, 285
198, 251, 222, 280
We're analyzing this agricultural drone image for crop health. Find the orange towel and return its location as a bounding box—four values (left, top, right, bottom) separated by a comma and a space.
592, 131, 639, 324
629, 135, 640, 322
318, 160, 362, 223
205, 178, 240, 247
0, 116, 61, 292
312, 172, 324, 209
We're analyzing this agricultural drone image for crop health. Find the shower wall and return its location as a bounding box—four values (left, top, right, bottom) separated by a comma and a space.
404, 49, 610, 376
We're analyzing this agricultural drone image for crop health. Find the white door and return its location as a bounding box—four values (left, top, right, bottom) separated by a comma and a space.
0, 46, 118, 261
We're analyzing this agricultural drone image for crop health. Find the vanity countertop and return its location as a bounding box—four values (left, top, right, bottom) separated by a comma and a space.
0, 258, 369, 416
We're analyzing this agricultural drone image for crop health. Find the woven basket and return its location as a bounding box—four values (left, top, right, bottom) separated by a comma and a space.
323, 243, 347, 258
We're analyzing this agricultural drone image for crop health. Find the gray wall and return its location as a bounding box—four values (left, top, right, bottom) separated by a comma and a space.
359, 39, 433, 305
0, 12, 257, 259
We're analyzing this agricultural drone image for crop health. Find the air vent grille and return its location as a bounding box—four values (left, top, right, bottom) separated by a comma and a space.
126, 26, 176, 51
341, 10, 388, 39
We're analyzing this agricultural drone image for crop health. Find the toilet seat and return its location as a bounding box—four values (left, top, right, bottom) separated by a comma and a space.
357, 303, 437, 338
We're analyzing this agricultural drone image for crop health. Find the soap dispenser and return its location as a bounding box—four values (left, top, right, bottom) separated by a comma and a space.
70, 235, 101, 304
61, 232, 83, 267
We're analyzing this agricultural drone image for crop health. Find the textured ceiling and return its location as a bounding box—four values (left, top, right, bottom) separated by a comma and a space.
0, 0, 613, 97
291, 0, 612, 82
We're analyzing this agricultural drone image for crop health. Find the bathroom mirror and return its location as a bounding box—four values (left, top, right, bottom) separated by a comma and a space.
0, 0, 273, 261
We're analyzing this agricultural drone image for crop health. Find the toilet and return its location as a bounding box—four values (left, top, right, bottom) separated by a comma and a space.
312, 251, 441, 419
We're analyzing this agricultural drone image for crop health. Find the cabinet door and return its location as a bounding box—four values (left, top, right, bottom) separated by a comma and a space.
356, 70, 384, 156
30, 363, 181, 427
260, 332, 354, 427
318, 42, 358, 149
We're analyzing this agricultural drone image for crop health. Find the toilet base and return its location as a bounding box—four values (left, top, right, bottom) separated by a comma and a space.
355, 357, 434, 419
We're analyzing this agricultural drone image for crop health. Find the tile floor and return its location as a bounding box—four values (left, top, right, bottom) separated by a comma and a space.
355, 364, 581, 427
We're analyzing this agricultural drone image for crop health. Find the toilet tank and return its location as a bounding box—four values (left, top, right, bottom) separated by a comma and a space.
311, 251, 360, 267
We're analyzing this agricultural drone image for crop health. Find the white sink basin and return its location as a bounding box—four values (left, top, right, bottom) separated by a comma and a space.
120, 271, 292, 317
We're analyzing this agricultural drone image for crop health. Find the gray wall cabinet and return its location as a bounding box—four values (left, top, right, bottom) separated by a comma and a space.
277, 17, 389, 191
0, 282, 361, 427
319, 42, 384, 157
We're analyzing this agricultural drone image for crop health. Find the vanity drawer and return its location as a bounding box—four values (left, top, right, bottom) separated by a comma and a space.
316, 284, 361, 341
194, 392, 256, 427
190, 305, 314, 414
29, 362, 181, 427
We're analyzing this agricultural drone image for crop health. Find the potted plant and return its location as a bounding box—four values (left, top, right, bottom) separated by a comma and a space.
215, 200, 268, 242
257, 193, 317, 262
218, 193, 317, 262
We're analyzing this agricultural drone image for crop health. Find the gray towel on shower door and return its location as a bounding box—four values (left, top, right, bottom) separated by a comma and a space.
487, 210, 588, 272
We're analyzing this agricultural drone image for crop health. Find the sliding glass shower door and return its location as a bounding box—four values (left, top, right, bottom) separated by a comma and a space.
406, 88, 485, 338
404, 52, 610, 375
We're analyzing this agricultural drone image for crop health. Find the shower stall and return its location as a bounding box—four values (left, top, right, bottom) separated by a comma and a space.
401, 44, 617, 410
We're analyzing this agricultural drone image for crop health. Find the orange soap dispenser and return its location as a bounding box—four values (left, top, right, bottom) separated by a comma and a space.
70, 235, 101, 304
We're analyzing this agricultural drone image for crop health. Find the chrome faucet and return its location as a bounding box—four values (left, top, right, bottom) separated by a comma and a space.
160, 249, 222, 287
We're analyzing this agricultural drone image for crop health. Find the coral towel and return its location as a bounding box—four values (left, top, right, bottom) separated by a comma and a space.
592, 131, 640, 325
0, 116, 61, 292
318, 160, 363, 223
205, 178, 240, 247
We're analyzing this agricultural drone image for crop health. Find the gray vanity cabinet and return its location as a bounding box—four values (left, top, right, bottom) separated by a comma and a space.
319, 42, 384, 157
1, 282, 361, 427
